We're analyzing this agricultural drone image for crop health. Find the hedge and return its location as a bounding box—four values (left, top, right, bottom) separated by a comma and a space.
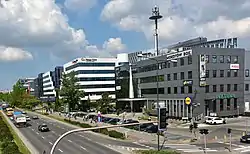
63, 119, 125, 139
0, 115, 23, 154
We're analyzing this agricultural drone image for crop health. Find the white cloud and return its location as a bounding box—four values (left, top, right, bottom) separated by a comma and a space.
0, 0, 91, 61
101, 0, 250, 45
64, 0, 97, 12
86, 37, 126, 57
0, 46, 33, 62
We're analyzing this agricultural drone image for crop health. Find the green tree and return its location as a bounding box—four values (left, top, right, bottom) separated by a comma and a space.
95, 92, 113, 114
10, 81, 26, 107
59, 71, 84, 112
54, 88, 61, 111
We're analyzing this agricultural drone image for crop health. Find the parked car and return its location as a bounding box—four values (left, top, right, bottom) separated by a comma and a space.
38, 124, 50, 132
135, 123, 154, 131
32, 115, 39, 119
144, 124, 158, 133
107, 118, 120, 125
102, 117, 112, 123
205, 117, 225, 125
26, 116, 31, 121
240, 134, 250, 143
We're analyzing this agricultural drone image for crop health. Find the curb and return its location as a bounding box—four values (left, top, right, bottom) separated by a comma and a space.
0, 110, 39, 154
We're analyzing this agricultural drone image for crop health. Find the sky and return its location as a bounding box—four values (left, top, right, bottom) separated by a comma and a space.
1, 0, 250, 89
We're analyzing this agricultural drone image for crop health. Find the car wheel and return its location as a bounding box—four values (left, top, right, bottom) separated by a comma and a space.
213, 122, 216, 125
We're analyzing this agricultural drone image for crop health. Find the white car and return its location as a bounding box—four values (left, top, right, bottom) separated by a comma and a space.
205, 117, 225, 125
26, 116, 31, 121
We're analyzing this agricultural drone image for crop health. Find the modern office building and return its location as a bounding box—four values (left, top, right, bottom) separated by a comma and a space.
131, 37, 246, 119
18, 78, 36, 95
42, 71, 56, 100
63, 57, 117, 101
34, 73, 44, 98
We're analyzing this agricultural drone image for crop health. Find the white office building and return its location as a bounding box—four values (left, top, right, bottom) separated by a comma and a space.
63, 57, 117, 101
42, 71, 56, 97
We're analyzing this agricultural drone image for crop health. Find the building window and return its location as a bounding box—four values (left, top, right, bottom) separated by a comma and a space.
174, 87, 178, 94
167, 87, 171, 94
205, 70, 209, 78
234, 98, 238, 109
167, 74, 171, 81
212, 55, 217, 63
180, 72, 184, 80
220, 84, 224, 92
219, 55, 224, 63
173, 62, 177, 67
213, 70, 217, 78
246, 69, 249, 77
180, 58, 184, 66
227, 99, 231, 110
205, 85, 209, 93
234, 84, 238, 91
226, 55, 231, 63
205, 55, 209, 63
188, 86, 192, 93
220, 70, 224, 77
213, 85, 217, 92
234, 70, 238, 77
227, 84, 231, 92
246, 84, 249, 91
167, 62, 171, 68
220, 99, 224, 111
188, 56, 192, 65
188, 71, 192, 79
181, 86, 185, 94
227, 70, 231, 77
173, 73, 177, 80
233, 56, 238, 63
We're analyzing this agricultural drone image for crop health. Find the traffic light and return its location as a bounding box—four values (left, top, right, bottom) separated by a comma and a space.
193, 122, 198, 129
159, 108, 167, 130
228, 128, 232, 134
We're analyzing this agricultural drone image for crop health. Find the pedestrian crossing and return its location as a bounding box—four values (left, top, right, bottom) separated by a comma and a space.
234, 146, 250, 153
163, 144, 218, 153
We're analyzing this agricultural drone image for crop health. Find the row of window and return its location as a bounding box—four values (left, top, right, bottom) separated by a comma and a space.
206, 70, 238, 78
204, 55, 238, 64
78, 84, 114, 89
43, 84, 53, 88
205, 84, 238, 93
65, 63, 115, 71
75, 70, 115, 74
213, 98, 238, 111
78, 77, 115, 82
43, 80, 51, 84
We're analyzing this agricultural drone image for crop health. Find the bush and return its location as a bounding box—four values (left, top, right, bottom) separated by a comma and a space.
2, 141, 22, 154
43, 113, 49, 115
92, 128, 109, 135
108, 130, 125, 139
79, 123, 92, 128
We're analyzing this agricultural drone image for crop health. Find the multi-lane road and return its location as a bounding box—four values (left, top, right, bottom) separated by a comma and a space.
17, 111, 149, 154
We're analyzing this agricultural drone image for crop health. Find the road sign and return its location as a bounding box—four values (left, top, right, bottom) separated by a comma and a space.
185, 97, 191, 105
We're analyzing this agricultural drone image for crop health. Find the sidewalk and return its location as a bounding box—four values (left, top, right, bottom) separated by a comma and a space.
48, 112, 193, 144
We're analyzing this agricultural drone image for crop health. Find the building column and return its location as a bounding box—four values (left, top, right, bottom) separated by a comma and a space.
172, 100, 174, 117
175, 100, 178, 117
182, 100, 185, 117
186, 105, 189, 118
178, 100, 181, 117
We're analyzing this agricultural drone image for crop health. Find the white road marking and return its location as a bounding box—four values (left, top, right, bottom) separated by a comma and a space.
68, 140, 72, 143
80, 146, 87, 151
36, 132, 39, 135
41, 136, 45, 139
52, 131, 55, 133
79, 135, 84, 137
32, 129, 34, 131
58, 149, 63, 153
49, 142, 53, 145
85, 137, 91, 141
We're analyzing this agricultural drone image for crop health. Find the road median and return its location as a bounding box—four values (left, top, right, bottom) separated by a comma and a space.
0, 110, 38, 154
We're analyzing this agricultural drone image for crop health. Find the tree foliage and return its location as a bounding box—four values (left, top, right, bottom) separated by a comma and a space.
59, 71, 84, 112
95, 92, 113, 114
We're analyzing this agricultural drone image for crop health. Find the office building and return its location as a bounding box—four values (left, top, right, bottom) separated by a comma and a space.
34, 73, 44, 98
63, 57, 117, 101
18, 78, 36, 95
42, 71, 56, 101
132, 37, 246, 118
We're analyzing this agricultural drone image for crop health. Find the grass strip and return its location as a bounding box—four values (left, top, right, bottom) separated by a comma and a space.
1, 112, 31, 154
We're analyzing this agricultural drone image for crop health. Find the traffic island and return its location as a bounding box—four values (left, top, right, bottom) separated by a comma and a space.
133, 150, 180, 154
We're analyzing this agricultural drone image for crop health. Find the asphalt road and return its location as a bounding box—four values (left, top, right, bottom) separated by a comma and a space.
17, 111, 150, 154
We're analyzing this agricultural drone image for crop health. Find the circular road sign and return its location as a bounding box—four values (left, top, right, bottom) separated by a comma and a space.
185, 97, 191, 105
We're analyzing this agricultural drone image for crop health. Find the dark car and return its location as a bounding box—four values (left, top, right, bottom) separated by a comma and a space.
144, 124, 158, 133
107, 118, 120, 125
240, 134, 250, 143
102, 117, 112, 122
134, 123, 154, 131
32, 115, 39, 119
38, 124, 50, 132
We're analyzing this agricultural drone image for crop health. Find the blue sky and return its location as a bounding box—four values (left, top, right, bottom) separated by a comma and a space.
0, 0, 250, 89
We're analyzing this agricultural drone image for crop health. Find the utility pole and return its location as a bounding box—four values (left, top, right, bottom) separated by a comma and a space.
228, 128, 232, 152
199, 129, 209, 154
149, 5, 162, 151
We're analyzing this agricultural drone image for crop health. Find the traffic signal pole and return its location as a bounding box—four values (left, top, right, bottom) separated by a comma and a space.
204, 134, 207, 154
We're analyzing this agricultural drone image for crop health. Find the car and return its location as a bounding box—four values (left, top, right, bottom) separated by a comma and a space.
107, 118, 120, 125
38, 124, 50, 132
26, 116, 31, 121
144, 124, 158, 133
22, 111, 27, 114
240, 134, 250, 143
32, 115, 39, 119
134, 123, 154, 131
205, 117, 225, 125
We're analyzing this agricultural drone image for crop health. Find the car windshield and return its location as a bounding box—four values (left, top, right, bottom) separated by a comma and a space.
214, 118, 222, 120
42, 124, 47, 127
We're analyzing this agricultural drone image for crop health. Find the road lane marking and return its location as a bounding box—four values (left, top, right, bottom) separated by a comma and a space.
49, 142, 53, 145
36, 132, 39, 135
32, 129, 34, 131
68, 140, 72, 143
58, 149, 63, 153
80, 146, 87, 151
41, 136, 45, 139
79, 135, 84, 137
